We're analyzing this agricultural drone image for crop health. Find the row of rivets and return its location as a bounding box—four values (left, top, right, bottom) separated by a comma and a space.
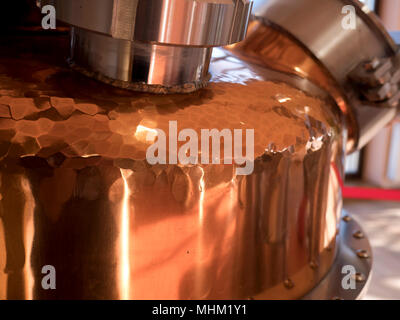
343, 215, 370, 259
311, 214, 369, 299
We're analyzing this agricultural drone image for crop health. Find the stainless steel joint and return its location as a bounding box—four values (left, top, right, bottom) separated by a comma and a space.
252, 0, 400, 150
40, 0, 253, 92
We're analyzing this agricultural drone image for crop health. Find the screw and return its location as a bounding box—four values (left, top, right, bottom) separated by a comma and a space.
355, 273, 366, 282
364, 58, 380, 71
357, 249, 369, 259
332, 296, 344, 300
284, 279, 294, 289
353, 230, 364, 239
342, 215, 352, 222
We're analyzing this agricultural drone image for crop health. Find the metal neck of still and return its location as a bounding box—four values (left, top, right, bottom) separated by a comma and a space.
41, 0, 253, 93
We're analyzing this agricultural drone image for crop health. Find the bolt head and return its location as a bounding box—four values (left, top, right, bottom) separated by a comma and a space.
332, 296, 344, 300
357, 249, 370, 259
283, 279, 294, 289
353, 230, 364, 239
342, 215, 352, 222
355, 273, 366, 282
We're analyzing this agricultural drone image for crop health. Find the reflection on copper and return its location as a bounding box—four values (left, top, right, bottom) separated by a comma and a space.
0, 33, 345, 300
277, 97, 292, 103
195, 167, 205, 298
21, 176, 34, 300
120, 169, 131, 300
230, 20, 357, 152
135, 124, 158, 143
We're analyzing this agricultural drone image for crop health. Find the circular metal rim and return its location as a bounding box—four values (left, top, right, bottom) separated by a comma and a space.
69, 27, 213, 93
302, 212, 373, 300
68, 60, 211, 95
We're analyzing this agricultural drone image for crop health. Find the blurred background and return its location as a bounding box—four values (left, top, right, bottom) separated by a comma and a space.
343, 0, 400, 301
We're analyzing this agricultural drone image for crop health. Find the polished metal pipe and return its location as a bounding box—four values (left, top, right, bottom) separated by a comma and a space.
39, 0, 253, 92
69, 28, 213, 93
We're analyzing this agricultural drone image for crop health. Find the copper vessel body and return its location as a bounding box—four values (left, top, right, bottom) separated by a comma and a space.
230, 20, 356, 151
0, 32, 345, 299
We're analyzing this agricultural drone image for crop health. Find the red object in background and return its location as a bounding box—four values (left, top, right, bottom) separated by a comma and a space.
332, 161, 400, 201
343, 186, 400, 201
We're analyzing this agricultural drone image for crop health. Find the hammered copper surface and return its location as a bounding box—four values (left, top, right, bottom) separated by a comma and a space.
0, 34, 344, 299
231, 20, 357, 151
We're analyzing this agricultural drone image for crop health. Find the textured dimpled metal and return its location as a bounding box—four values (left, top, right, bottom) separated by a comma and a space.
0, 35, 344, 300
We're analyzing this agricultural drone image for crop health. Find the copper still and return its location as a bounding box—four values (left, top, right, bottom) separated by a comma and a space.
0, 0, 398, 299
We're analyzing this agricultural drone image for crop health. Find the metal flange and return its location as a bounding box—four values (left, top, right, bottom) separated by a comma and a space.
303, 212, 372, 300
